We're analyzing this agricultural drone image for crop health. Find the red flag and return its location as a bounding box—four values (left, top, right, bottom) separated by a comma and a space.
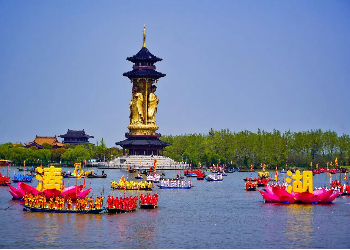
154, 158, 157, 171
83, 178, 86, 188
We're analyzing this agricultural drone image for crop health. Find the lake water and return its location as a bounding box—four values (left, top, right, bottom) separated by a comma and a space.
0, 167, 349, 249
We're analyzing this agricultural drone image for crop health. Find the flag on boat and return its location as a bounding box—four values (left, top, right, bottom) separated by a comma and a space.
154, 158, 158, 170
120, 175, 126, 182
345, 172, 347, 181
127, 163, 129, 172
83, 178, 86, 188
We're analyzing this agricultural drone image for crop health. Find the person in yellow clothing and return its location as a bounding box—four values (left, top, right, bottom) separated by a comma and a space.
59, 197, 64, 210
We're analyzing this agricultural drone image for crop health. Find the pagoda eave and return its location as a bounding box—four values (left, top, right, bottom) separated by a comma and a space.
123, 70, 165, 80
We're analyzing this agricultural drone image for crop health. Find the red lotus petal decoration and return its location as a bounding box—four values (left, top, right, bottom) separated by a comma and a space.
260, 186, 339, 204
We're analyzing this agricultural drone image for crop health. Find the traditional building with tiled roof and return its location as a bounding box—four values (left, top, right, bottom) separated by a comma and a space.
24, 136, 64, 149
59, 129, 94, 145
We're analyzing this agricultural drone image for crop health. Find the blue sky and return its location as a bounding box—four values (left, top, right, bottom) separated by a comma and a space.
1, 1, 350, 147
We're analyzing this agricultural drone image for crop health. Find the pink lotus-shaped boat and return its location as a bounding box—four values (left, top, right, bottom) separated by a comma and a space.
8, 182, 91, 200
259, 185, 340, 204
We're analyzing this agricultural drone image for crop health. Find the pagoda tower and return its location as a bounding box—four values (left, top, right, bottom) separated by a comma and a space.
116, 26, 171, 156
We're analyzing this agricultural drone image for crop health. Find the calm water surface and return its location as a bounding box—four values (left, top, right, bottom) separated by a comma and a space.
0, 168, 349, 249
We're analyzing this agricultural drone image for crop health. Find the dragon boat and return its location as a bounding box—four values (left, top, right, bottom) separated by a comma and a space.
245, 181, 257, 191
12, 174, 33, 183
107, 195, 138, 213
158, 185, 191, 189
158, 179, 192, 189
22, 204, 107, 214
140, 193, 158, 209
110, 176, 152, 190
107, 207, 137, 213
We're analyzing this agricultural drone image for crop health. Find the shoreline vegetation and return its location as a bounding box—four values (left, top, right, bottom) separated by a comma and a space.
1, 129, 350, 171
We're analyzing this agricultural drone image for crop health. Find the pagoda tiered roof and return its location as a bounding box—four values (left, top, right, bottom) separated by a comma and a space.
59, 129, 94, 139
126, 47, 163, 63
116, 136, 171, 148
24, 136, 64, 149
123, 45, 165, 80
59, 129, 94, 145
123, 68, 165, 80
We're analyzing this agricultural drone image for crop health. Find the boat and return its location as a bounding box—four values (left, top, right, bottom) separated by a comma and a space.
184, 170, 201, 177
62, 173, 85, 178
147, 174, 161, 183
87, 173, 107, 178
140, 204, 157, 209
110, 177, 153, 190
22, 204, 107, 214
0, 172, 10, 186
245, 181, 257, 191
205, 174, 223, 182
0, 160, 11, 185
107, 207, 137, 213
107, 195, 138, 213
12, 174, 33, 183
158, 179, 192, 189
135, 174, 143, 179
158, 185, 191, 189
139, 193, 158, 209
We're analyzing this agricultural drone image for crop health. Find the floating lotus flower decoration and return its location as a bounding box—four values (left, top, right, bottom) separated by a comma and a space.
8, 182, 91, 200
8, 164, 91, 200
259, 185, 340, 204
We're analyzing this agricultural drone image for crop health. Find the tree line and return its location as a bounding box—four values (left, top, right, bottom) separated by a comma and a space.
161, 129, 350, 169
1, 129, 349, 169
0, 138, 123, 166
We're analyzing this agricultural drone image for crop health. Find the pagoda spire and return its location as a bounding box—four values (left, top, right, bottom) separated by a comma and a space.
142, 24, 146, 48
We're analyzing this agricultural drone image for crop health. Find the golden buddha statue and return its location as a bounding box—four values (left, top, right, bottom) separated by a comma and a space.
129, 85, 144, 124
147, 85, 159, 124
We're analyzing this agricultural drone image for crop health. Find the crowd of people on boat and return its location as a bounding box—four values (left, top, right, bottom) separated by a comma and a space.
140, 193, 158, 206
0, 173, 10, 185
13, 174, 33, 182
330, 180, 350, 195
107, 195, 138, 211
146, 174, 161, 182
160, 179, 191, 188
110, 178, 152, 190
23, 194, 105, 211
245, 181, 257, 190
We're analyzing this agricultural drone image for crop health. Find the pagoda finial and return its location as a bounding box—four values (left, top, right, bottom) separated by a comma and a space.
142, 24, 146, 48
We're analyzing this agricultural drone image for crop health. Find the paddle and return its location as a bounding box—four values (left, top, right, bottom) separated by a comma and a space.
2, 203, 16, 210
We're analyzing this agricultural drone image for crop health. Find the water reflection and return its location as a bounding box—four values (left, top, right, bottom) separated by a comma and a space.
284, 205, 314, 248
108, 209, 158, 248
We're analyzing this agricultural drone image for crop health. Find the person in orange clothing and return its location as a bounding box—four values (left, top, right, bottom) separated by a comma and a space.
59, 197, 65, 210
66, 197, 72, 210
23, 194, 29, 206
94, 197, 100, 210
54, 197, 59, 208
